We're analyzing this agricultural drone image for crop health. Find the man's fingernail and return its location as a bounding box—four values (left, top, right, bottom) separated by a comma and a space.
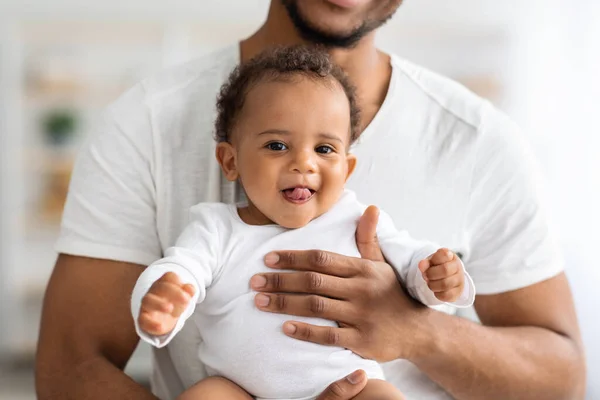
250, 275, 267, 289
255, 294, 270, 307
346, 370, 364, 384
265, 252, 279, 266
447, 250, 454, 259
283, 322, 297, 335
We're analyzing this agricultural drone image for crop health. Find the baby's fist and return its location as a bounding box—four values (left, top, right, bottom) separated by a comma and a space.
418, 248, 464, 303
138, 272, 195, 336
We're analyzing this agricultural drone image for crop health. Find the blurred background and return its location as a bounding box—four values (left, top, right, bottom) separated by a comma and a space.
0, 0, 598, 398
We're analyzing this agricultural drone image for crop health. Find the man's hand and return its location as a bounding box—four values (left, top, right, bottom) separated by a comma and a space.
418, 248, 465, 302
316, 370, 368, 400
138, 272, 195, 336
250, 206, 431, 362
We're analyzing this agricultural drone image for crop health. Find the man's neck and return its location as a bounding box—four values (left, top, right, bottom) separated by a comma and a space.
240, 2, 392, 132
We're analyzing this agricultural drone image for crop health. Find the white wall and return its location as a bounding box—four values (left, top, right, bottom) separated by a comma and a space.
512, 2, 600, 395
0, 19, 24, 358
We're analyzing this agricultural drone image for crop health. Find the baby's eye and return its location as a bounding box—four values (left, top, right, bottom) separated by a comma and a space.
315, 145, 334, 154
266, 142, 287, 151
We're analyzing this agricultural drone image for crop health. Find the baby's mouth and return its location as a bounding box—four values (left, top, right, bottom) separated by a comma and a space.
281, 187, 315, 204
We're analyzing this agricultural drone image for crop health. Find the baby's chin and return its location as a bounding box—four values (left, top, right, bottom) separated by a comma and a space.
272, 213, 319, 229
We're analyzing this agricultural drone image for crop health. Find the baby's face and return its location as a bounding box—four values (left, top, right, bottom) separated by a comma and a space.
218, 77, 356, 228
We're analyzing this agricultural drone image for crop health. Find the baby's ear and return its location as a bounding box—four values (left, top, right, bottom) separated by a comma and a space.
215, 142, 238, 181
345, 153, 357, 181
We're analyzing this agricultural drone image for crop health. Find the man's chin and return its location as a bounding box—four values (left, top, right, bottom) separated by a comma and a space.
282, 0, 370, 48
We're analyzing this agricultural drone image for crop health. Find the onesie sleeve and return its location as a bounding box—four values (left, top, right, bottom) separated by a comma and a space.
130, 204, 220, 348
376, 209, 475, 308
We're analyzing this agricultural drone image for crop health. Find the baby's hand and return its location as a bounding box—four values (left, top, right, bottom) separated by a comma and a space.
418, 248, 464, 303
138, 272, 196, 336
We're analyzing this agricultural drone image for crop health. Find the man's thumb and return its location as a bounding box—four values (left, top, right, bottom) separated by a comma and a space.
356, 206, 385, 262
316, 370, 368, 400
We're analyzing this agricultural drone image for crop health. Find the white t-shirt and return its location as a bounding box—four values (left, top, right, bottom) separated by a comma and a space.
130, 190, 474, 400
56, 44, 563, 400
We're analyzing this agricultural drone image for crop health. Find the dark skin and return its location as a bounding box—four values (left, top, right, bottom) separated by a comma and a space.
253, 208, 586, 400
36, 0, 586, 399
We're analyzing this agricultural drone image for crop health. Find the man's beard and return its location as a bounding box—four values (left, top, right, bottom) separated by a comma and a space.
281, 0, 397, 49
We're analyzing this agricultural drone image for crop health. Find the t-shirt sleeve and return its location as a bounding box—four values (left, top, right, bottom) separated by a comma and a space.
377, 210, 475, 308
464, 104, 564, 294
131, 204, 220, 348
55, 84, 161, 266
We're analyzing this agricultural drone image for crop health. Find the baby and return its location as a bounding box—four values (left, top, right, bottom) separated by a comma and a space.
131, 46, 475, 400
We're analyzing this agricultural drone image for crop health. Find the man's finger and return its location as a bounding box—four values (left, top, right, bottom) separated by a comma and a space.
356, 205, 385, 262
282, 321, 360, 349
264, 250, 363, 277
316, 370, 368, 400
254, 293, 356, 323
250, 272, 352, 299
429, 248, 454, 265
424, 261, 460, 281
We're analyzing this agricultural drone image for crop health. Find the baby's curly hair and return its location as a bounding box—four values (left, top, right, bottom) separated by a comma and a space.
215, 45, 360, 145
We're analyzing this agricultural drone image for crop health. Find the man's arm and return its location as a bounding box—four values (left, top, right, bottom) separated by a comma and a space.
35, 254, 158, 400
250, 207, 586, 400
411, 272, 585, 400
252, 255, 585, 400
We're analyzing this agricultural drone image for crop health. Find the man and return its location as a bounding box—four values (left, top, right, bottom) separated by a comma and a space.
35, 1, 586, 399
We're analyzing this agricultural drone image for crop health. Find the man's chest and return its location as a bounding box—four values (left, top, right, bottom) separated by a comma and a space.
347, 130, 474, 251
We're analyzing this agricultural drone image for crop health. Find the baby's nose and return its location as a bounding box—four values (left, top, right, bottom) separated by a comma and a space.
291, 150, 317, 174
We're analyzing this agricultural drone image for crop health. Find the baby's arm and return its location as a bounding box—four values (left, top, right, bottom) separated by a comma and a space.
375, 210, 475, 308
130, 205, 219, 347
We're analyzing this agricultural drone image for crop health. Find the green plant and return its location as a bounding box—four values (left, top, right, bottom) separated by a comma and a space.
42, 109, 78, 146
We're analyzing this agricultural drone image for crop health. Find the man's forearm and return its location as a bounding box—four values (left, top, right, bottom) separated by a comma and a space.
410, 311, 585, 400
36, 355, 157, 400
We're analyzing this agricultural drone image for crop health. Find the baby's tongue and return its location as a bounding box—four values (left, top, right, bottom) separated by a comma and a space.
283, 187, 311, 201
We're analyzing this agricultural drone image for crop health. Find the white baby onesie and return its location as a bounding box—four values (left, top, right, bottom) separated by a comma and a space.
131, 190, 475, 400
